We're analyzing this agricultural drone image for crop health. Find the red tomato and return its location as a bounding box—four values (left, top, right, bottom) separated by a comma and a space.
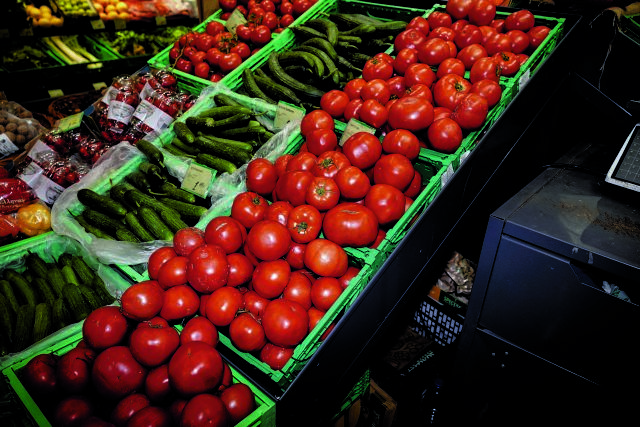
428, 26, 456, 41
22, 353, 59, 395
341, 132, 382, 170
168, 342, 224, 396
246, 158, 278, 197
274, 154, 292, 178
468, 0, 496, 26
303, 238, 348, 277
259, 343, 294, 370
246, 219, 291, 261
91, 346, 147, 400
320, 90, 349, 118
427, 11, 452, 29
334, 166, 371, 200
433, 73, 472, 111
306, 176, 340, 211
285, 242, 306, 270
252, 259, 291, 299
231, 191, 268, 229
322, 202, 378, 247
373, 153, 415, 191
453, 24, 482, 49
528, 26, 551, 51
305, 128, 338, 156
312, 150, 351, 179
360, 79, 392, 105
387, 96, 434, 132
343, 78, 366, 100
469, 56, 501, 83
310, 277, 343, 311
407, 15, 430, 35
229, 312, 267, 352
129, 324, 180, 368
362, 57, 394, 82
382, 129, 421, 160
343, 98, 364, 121
121, 280, 165, 321
82, 306, 129, 351
470, 79, 502, 108
491, 51, 518, 77
507, 29, 530, 54
111, 393, 150, 427
204, 216, 247, 254
433, 106, 453, 121
172, 228, 205, 260
300, 109, 334, 137
364, 184, 406, 225
287, 204, 322, 243
446, 0, 474, 20
359, 99, 388, 128
148, 247, 177, 281
393, 48, 419, 76
275, 170, 314, 206
54, 396, 93, 427
226, 252, 255, 287
159, 285, 200, 321
484, 32, 512, 56
337, 265, 361, 289
283, 271, 313, 310
157, 256, 188, 289
181, 394, 229, 427
404, 63, 437, 89
427, 117, 464, 153
287, 151, 318, 172
490, 18, 505, 33
187, 244, 229, 293
180, 316, 219, 347
127, 406, 171, 427
394, 28, 427, 53
478, 25, 498, 45
205, 286, 244, 326
456, 43, 487, 70
262, 299, 309, 347
243, 290, 270, 319
404, 83, 433, 105
264, 200, 293, 226
220, 383, 256, 425
437, 57, 467, 78
505, 9, 535, 32
144, 364, 171, 403
386, 75, 406, 99
451, 92, 489, 130
416, 37, 454, 66
56, 347, 96, 393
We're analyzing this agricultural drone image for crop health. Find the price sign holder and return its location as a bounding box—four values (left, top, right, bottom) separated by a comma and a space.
274, 101, 305, 130
339, 119, 376, 145
181, 162, 216, 198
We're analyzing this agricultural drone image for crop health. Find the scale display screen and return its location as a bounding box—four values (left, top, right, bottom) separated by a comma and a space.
605, 123, 640, 192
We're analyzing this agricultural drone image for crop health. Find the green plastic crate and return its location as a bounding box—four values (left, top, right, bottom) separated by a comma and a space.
332, 368, 370, 422
0, 232, 132, 371
47, 35, 121, 65
1, 333, 276, 427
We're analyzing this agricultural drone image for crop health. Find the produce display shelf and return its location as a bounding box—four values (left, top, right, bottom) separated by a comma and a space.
0, 232, 131, 371
1, 333, 276, 427
0, 39, 68, 73
46, 34, 122, 66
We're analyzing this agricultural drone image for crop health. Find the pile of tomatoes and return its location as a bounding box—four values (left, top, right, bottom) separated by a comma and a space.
218, 0, 315, 26
168, 18, 272, 82
21, 305, 257, 427
315, 2, 551, 154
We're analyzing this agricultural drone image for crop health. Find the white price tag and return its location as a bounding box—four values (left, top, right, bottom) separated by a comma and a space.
0, 134, 19, 158
274, 102, 305, 130
225, 9, 247, 34
155, 15, 167, 26
93, 81, 107, 90
181, 163, 215, 198
91, 19, 106, 30
57, 112, 84, 132
339, 119, 376, 146
48, 89, 64, 98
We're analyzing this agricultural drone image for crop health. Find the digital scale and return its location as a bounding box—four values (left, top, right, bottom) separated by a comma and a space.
605, 122, 640, 192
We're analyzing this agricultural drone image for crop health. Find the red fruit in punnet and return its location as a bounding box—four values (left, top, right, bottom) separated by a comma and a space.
187, 244, 229, 293
22, 353, 59, 395
54, 396, 93, 427
180, 393, 230, 427
147, 246, 177, 280
246, 219, 292, 261
159, 284, 200, 321
229, 312, 267, 352
262, 299, 309, 348
110, 393, 150, 427
129, 324, 180, 367
56, 347, 96, 393
205, 286, 244, 327
173, 227, 206, 257
220, 383, 256, 425
157, 255, 189, 289
82, 306, 129, 351
168, 342, 225, 396
204, 216, 247, 254
127, 406, 172, 427
180, 316, 219, 347
92, 346, 147, 400
120, 280, 165, 322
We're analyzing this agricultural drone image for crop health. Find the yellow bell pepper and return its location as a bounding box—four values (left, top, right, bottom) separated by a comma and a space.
16, 202, 51, 237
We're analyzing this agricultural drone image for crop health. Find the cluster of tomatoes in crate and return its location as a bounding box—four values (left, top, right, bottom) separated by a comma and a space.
218, 0, 316, 27
313, 2, 552, 154
21, 304, 258, 427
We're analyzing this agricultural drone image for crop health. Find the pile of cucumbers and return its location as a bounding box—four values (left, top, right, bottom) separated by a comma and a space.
0, 252, 114, 355
165, 94, 275, 174
241, 14, 408, 109
74, 139, 209, 243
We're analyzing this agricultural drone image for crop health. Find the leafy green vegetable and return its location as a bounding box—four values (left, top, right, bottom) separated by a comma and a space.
1, 43, 62, 71
93, 26, 191, 57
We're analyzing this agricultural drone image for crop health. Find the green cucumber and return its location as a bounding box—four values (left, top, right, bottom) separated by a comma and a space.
159, 209, 189, 233
268, 52, 325, 101
32, 302, 52, 343
195, 153, 238, 175
0, 279, 20, 315
83, 208, 126, 234
197, 105, 252, 120
124, 211, 155, 242
252, 72, 303, 106
12, 304, 35, 351
4, 269, 37, 307
173, 121, 196, 144
304, 18, 339, 45
70, 256, 95, 287
157, 182, 197, 204
193, 135, 253, 165
77, 188, 128, 219
242, 68, 277, 105
136, 139, 165, 167
137, 207, 175, 241
157, 198, 208, 219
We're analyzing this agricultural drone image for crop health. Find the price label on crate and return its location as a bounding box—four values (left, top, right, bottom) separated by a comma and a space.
225, 8, 247, 34
90, 19, 106, 30
48, 89, 64, 98
274, 101, 305, 130
93, 81, 107, 90
57, 112, 84, 132
339, 119, 376, 145
182, 162, 214, 198
114, 19, 127, 30
155, 15, 167, 26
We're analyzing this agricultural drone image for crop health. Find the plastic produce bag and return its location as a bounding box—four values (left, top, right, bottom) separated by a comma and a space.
51, 141, 171, 266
